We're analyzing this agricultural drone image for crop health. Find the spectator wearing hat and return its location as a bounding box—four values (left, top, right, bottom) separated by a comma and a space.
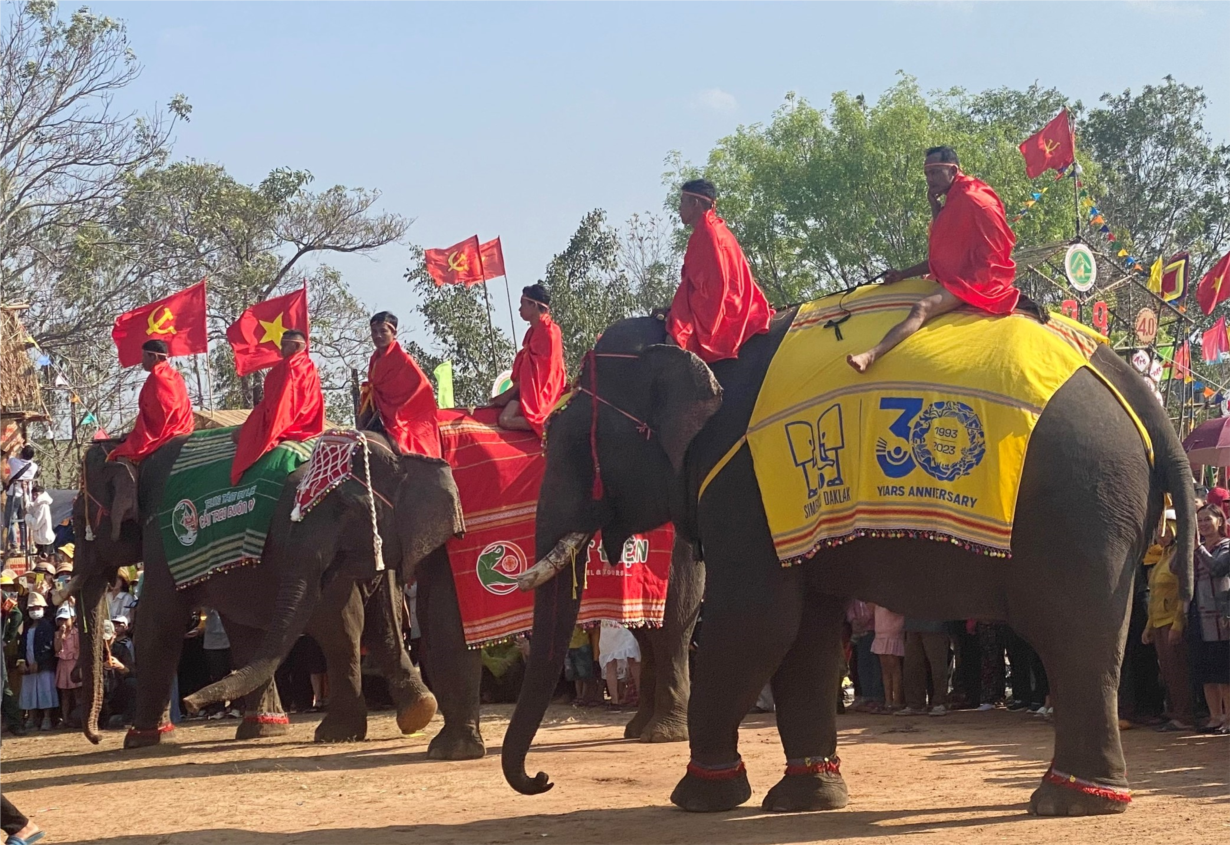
24, 484, 55, 558
1193, 504, 1230, 734
55, 603, 81, 727
105, 614, 136, 727
107, 570, 137, 626
1145, 510, 1195, 731
4, 445, 38, 553
1, 570, 25, 735
17, 592, 58, 730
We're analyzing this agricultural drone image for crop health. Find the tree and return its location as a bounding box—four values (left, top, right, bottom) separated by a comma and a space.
663, 76, 1081, 304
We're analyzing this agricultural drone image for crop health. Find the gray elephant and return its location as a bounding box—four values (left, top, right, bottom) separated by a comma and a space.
500, 313, 1195, 817
75, 433, 458, 748
184, 430, 705, 756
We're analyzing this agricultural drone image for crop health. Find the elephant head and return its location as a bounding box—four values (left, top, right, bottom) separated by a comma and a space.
183, 433, 464, 712
503, 317, 722, 795
74, 444, 144, 743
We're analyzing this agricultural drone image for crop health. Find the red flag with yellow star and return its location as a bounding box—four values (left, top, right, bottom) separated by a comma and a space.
1196, 252, 1230, 316
424, 236, 485, 286
226, 286, 310, 377
112, 279, 208, 367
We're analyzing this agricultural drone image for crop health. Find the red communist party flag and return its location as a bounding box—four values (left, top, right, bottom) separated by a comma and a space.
112, 280, 208, 367
1196, 252, 1230, 315
424, 236, 485, 286
1019, 108, 1076, 179
226, 286, 310, 377
1202, 317, 1229, 363
480, 237, 506, 280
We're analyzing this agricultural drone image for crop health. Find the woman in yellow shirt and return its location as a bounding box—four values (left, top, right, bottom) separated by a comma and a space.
1143, 511, 1194, 731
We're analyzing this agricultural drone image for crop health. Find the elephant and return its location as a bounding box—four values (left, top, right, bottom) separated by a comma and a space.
180, 428, 703, 756
74, 433, 459, 749
500, 312, 1196, 818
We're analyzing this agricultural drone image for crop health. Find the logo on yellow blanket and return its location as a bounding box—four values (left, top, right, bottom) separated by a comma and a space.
876, 398, 985, 482
477, 541, 528, 596
786, 403, 849, 516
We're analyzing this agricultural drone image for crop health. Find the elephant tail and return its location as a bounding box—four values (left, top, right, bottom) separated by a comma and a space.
501, 533, 592, 795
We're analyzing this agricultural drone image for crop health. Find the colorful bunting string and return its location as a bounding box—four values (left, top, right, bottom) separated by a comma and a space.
1078, 185, 1148, 274
1010, 166, 1069, 224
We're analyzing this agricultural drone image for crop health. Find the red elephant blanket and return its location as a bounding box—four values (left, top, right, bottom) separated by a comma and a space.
438, 408, 673, 647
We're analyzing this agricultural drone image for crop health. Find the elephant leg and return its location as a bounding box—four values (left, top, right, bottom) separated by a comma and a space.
636, 539, 703, 744
1023, 576, 1133, 816
669, 561, 803, 812
124, 592, 185, 749
363, 570, 437, 735
419, 547, 484, 760
309, 578, 368, 742
624, 626, 657, 739
761, 591, 849, 813
226, 622, 290, 740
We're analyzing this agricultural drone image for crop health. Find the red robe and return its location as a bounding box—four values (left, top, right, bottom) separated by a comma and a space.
511, 315, 566, 438
108, 361, 195, 463
666, 208, 773, 363
362, 341, 441, 458
928, 173, 1020, 315
230, 350, 325, 484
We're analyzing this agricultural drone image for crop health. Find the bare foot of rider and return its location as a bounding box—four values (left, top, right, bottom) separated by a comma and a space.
847, 351, 875, 373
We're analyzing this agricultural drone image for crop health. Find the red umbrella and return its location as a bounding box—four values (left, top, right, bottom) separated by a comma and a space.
1182, 416, 1230, 467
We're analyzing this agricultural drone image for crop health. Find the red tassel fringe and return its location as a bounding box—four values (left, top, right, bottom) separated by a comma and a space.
125, 723, 175, 739
784, 756, 841, 777
243, 713, 291, 725
686, 761, 747, 781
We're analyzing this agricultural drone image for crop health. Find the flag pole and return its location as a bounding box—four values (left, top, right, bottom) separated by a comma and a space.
473, 237, 500, 372
502, 273, 518, 343
1070, 110, 1081, 241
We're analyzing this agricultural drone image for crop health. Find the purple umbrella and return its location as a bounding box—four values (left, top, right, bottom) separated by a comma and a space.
1183, 416, 1230, 467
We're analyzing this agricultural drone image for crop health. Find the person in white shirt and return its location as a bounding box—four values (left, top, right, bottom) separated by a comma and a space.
25, 485, 55, 557
4, 445, 38, 553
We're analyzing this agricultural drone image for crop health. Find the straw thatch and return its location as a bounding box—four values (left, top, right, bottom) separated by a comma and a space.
0, 307, 44, 423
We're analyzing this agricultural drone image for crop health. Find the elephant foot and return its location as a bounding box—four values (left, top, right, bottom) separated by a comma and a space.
396, 693, 438, 735
236, 713, 291, 740
623, 707, 653, 739
314, 712, 367, 743
638, 714, 689, 743
761, 758, 848, 813
427, 725, 485, 760
1029, 766, 1131, 816
669, 760, 751, 812
123, 723, 175, 749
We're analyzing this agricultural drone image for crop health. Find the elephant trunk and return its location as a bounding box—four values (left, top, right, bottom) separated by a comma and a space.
183, 571, 319, 713
79, 569, 111, 745
502, 532, 592, 795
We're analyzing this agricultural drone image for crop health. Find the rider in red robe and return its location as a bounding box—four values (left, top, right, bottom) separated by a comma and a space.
847, 146, 1021, 373
108, 340, 195, 464
358, 311, 441, 459
493, 284, 566, 438
231, 330, 325, 483
665, 179, 773, 364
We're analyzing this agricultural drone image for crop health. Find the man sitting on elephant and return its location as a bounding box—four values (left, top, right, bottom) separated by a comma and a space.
847, 146, 1022, 373
230, 329, 325, 484
664, 178, 773, 364
108, 340, 195, 466
493, 284, 566, 437
357, 311, 442, 458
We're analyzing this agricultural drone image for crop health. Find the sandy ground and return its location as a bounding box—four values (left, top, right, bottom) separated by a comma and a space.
1, 704, 1226, 845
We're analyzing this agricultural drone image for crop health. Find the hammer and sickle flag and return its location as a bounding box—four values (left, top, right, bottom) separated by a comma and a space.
226, 285, 310, 377
112, 280, 208, 368
424, 236, 485, 287
1196, 252, 1230, 316
1019, 108, 1076, 179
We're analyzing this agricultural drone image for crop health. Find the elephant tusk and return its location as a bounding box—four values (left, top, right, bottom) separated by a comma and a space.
516, 532, 591, 592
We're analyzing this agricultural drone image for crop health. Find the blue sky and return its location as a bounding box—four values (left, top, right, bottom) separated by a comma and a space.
72, 1, 1230, 351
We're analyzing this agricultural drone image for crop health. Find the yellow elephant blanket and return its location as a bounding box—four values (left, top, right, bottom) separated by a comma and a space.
735, 279, 1148, 563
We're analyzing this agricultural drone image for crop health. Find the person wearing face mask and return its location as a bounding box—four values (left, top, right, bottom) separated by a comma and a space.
54, 604, 81, 728
17, 592, 58, 731
1, 570, 26, 735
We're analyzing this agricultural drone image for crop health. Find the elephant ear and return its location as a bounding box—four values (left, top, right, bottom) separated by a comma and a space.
642, 344, 723, 472
392, 455, 465, 580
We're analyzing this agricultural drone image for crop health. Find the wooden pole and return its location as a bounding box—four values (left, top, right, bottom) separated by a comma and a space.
473, 238, 501, 372
503, 274, 519, 344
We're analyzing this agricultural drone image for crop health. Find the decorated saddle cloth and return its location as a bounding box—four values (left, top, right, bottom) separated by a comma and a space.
740, 279, 1149, 563
158, 427, 313, 589
439, 408, 673, 647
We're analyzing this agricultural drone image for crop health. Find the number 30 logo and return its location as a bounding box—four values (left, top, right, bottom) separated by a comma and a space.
875, 397, 985, 482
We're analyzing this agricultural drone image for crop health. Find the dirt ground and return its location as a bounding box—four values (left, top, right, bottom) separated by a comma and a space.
1, 705, 1226, 845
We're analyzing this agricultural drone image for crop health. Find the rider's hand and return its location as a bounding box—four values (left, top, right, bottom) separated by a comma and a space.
882, 269, 905, 285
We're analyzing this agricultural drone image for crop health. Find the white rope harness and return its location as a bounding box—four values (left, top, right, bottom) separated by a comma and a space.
292, 430, 384, 571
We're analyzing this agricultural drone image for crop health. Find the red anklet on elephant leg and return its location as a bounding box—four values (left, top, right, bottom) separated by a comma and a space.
243, 713, 290, 725
1043, 763, 1132, 804
784, 755, 841, 776
126, 723, 175, 739
686, 760, 747, 781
